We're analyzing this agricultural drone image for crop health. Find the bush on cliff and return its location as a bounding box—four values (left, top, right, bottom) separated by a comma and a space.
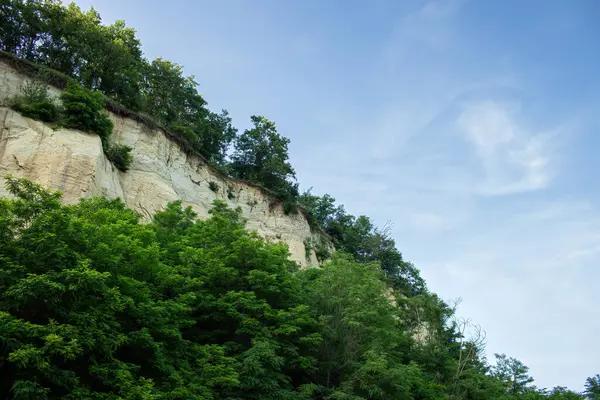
104, 143, 133, 172
60, 81, 113, 140
8, 78, 135, 173
9, 78, 60, 123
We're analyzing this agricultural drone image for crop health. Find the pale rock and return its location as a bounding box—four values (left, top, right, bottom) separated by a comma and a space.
0, 61, 331, 266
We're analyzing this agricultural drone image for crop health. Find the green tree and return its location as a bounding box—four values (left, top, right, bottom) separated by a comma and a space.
491, 353, 536, 395
585, 375, 600, 399
298, 190, 341, 229
152, 200, 321, 399
299, 254, 442, 399
142, 58, 205, 127
92, 19, 144, 109
230, 116, 298, 200
0, 0, 49, 59
299, 189, 425, 295
142, 58, 237, 162
197, 109, 238, 164
0, 177, 240, 398
545, 386, 584, 399
341, 216, 425, 295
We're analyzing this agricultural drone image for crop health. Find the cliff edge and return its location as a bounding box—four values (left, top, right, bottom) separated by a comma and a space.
0, 60, 329, 267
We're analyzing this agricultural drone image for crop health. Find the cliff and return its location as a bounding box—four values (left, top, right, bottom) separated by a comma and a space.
0, 60, 329, 267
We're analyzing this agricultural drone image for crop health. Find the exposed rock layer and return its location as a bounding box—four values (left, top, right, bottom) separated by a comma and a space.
0, 61, 328, 266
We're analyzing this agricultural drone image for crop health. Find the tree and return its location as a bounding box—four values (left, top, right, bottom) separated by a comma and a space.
141, 58, 205, 127
152, 199, 323, 399
0, 177, 241, 398
585, 375, 600, 399
491, 353, 535, 395
94, 19, 145, 109
298, 190, 342, 229
298, 254, 442, 399
545, 386, 584, 400
230, 115, 298, 200
196, 109, 237, 165
346, 219, 425, 295
299, 190, 426, 295
0, 0, 50, 59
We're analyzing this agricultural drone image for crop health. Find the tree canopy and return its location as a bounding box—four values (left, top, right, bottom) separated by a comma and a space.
0, 177, 594, 399
229, 116, 299, 206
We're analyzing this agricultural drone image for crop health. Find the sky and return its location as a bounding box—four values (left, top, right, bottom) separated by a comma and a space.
72, 0, 600, 391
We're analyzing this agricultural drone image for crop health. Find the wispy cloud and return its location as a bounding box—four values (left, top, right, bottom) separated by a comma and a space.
457, 100, 556, 196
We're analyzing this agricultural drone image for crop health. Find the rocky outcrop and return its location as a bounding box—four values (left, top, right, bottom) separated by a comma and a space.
0, 61, 330, 267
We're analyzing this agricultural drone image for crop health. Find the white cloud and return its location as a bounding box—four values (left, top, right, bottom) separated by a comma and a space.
457, 101, 556, 195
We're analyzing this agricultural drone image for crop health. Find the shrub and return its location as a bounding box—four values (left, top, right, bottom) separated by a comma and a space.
21, 76, 51, 102
227, 185, 236, 200
60, 81, 113, 139
208, 181, 219, 192
169, 124, 200, 150
314, 240, 331, 262
105, 143, 133, 172
11, 98, 60, 122
303, 237, 331, 263
9, 79, 60, 123
304, 238, 313, 262
282, 197, 298, 215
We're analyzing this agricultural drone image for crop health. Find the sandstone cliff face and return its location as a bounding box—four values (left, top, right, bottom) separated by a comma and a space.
0, 61, 329, 267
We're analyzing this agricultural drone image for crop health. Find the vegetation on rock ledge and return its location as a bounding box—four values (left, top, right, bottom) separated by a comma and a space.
0, 0, 302, 208
8, 76, 133, 172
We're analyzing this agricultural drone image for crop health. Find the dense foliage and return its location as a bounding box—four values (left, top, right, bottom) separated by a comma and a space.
0, 177, 316, 399
59, 80, 113, 140
585, 375, 600, 399
0, 177, 595, 399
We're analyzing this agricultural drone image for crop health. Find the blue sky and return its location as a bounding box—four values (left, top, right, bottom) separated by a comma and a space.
74, 0, 600, 390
